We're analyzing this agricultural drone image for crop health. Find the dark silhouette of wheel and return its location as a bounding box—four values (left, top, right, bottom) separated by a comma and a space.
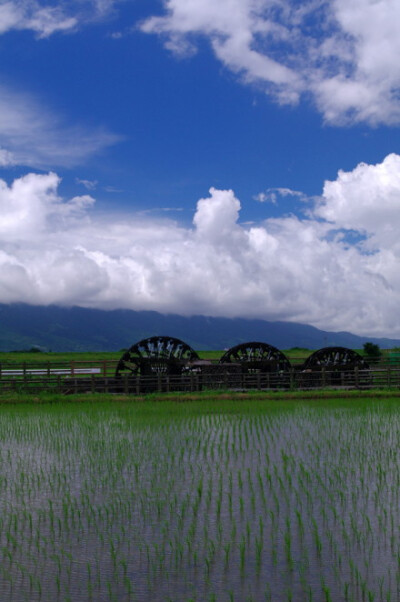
115, 336, 199, 377
301, 347, 368, 371
219, 341, 291, 372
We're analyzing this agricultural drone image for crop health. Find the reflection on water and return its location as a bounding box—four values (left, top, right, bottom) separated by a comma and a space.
0, 402, 398, 600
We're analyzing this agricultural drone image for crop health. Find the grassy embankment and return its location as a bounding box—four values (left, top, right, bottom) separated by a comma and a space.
0, 387, 400, 405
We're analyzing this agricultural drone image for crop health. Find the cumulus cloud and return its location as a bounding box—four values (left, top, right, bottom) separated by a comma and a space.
315, 154, 400, 247
1, 155, 400, 337
141, 0, 400, 125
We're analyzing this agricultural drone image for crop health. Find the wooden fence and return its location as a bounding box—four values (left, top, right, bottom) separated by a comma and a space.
0, 360, 400, 394
0, 360, 117, 378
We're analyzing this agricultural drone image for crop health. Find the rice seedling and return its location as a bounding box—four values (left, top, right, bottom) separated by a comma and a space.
0, 396, 397, 600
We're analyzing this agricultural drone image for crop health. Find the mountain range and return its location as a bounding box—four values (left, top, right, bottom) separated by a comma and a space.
0, 304, 398, 352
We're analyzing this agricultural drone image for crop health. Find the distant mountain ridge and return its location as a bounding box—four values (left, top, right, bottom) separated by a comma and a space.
0, 303, 399, 352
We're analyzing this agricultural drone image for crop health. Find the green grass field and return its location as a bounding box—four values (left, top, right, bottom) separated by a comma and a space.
0, 347, 395, 370
0, 347, 336, 364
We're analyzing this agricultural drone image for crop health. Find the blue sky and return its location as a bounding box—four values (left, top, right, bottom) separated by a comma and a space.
1, 0, 400, 337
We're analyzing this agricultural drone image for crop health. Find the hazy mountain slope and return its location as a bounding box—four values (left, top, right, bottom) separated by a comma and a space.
0, 304, 398, 351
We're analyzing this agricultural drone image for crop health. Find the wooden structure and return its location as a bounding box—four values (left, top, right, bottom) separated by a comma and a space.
0, 341, 395, 395
115, 336, 199, 378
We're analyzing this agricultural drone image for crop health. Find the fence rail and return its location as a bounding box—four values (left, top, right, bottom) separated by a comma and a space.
2, 368, 101, 376
0, 362, 400, 394
0, 360, 118, 378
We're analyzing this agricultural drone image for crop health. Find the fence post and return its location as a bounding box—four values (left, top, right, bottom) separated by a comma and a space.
387, 367, 391, 387
354, 367, 359, 388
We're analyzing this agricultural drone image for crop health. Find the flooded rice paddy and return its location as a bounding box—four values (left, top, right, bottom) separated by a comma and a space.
0, 398, 399, 601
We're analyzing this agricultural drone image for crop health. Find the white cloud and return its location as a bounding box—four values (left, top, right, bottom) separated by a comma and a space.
141, 0, 400, 125
0, 2, 22, 34
5, 1, 399, 125
138, 207, 184, 215
0, 148, 16, 166
0, 3, 121, 169
0, 86, 119, 169
193, 187, 242, 243
254, 187, 307, 204
0, 1, 77, 37
0, 0, 119, 37
0, 172, 95, 240
253, 192, 274, 204
1, 156, 400, 336
76, 178, 98, 191
315, 153, 400, 252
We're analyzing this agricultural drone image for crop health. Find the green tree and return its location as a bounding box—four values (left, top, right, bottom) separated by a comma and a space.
363, 342, 381, 360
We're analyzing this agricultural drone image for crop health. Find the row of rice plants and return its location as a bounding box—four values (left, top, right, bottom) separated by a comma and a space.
0, 398, 398, 600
